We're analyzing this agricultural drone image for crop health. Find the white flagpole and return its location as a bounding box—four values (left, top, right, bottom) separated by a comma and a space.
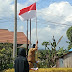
35, 2, 38, 63
26, 20, 28, 56
36, 17, 37, 41
36, 2, 37, 41
30, 19, 31, 48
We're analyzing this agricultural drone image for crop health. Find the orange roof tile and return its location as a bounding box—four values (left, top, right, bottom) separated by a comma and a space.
0, 29, 30, 44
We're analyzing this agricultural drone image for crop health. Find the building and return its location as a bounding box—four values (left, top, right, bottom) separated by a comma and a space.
56, 49, 72, 68
56, 57, 64, 68
0, 29, 30, 47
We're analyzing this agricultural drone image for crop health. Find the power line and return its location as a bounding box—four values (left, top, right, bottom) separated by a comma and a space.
30, 18, 72, 27
0, 15, 72, 27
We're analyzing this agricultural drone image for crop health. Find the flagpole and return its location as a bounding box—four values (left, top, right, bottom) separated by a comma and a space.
35, 2, 37, 41
30, 19, 31, 48
13, 0, 17, 58
26, 20, 28, 56
18, 2, 36, 56
36, 7, 38, 62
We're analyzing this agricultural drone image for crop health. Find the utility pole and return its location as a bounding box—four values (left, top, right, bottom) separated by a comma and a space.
13, 0, 17, 58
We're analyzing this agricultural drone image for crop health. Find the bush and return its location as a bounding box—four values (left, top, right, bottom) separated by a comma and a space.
0, 43, 13, 71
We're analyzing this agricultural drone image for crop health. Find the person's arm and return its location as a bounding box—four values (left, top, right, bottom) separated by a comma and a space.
32, 40, 38, 51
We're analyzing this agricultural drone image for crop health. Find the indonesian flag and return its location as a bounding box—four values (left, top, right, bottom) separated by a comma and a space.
19, 3, 36, 21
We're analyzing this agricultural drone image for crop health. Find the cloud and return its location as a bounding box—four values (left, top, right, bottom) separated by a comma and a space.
28, 0, 39, 3
18, 25, 24, 32
30, 24, 68, 49
11, 3, 27, 15
0, 0, 34, 18
30, 1, 72, 49
38, 1, 72, 24
0, 0, 14, 17
64, 15, 72, 22
0, 0, 39, 18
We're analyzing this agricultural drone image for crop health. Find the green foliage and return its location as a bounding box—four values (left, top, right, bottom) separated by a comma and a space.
42, 42, 50, 50
66, 26, 72, 50
0, 43, 13, 71
57, 47, 68, 57
66, 26, 72, 41
68, 43, 72, 50
66, 41, 72, 50
38, 36, 68, 68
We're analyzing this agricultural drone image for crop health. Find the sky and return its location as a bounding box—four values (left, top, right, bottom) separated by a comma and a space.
0, 0, 72, 50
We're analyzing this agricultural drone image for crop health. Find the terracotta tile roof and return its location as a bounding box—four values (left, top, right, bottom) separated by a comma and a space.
0, 29, 30, 44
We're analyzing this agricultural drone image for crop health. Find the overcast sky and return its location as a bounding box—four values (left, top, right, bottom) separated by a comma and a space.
0, 0, 72, 50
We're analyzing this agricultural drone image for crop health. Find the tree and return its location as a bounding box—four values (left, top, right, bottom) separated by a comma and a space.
39, 36, 64, 68
40, 36, 57, 68
66, 26, 72, 50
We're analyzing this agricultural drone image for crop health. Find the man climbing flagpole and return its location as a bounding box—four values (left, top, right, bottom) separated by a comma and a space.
19, 3, 36, 56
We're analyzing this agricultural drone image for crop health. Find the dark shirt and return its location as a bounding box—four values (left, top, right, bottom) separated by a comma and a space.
14, 48, 29, 72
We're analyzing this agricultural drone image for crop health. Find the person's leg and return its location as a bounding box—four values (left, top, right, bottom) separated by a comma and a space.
28, 62, 33, 70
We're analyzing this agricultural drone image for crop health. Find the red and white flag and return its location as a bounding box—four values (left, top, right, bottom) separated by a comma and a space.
19, 3, 36, 21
